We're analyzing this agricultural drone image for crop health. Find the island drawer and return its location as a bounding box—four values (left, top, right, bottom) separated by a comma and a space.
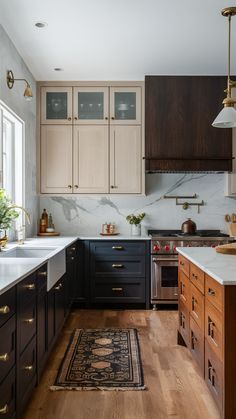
90, 241, 147, 257
179, 270, 190, 311
178, 255, 190, 278
90, 256, 145, 278
190, 283, 204, 330
91, 281, 145, 303
205, 341, 223, 411
0, 287, 16, 328
18, 303, 36, 354
205, 299, 223, 361
17, 273, 36, 308
190, 263, 204, 294
0, 315, 16, 384
0, 367, 16, 419
18, 336, 37, 415
205, 274, 223, 313
179, 300, 190, 347
190, 316, 204, 374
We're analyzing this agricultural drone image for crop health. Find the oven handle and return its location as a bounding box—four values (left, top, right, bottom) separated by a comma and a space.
152, 257, 178, 263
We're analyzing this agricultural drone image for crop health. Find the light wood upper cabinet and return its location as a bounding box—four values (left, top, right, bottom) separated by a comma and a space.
110, 87, 141, 125
41, 87, 72, 124
73, 87, 109, 125
41, 125, 72, 193
110, 126, 142, 193
73, 126, 109, 193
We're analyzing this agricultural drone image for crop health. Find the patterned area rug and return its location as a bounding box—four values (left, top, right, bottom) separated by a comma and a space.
51, 328, 145, 391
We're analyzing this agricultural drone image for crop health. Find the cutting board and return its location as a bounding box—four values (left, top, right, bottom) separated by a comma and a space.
216, 243, 236, 255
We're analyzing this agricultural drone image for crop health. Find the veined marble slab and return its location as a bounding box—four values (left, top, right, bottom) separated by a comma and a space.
177, 247, 236, 285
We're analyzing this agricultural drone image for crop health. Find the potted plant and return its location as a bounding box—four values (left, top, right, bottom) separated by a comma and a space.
0, 189, 19, 247
126, 212, 146, 236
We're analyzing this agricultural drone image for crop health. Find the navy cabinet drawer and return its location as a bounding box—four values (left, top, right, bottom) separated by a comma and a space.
18, 337, 36, 415
18, 303, 36, 354
91, 256, 145, 278
90, 241, 147, 256
0, 367, 16, 419
0, 315, 16, 384
0, 287, 16, 328
17, 273, 36, 308
92, 282, 145, 302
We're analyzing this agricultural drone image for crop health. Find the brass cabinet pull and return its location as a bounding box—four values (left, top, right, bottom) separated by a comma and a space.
24, 283, 35, 290
0, 404, 8, 414
71, 257, 75, 260
192, 273, 198, 280
67, 117, 72, 121
74, 116, 78, 120
110, 185, 118, 189
105, 116, 108, 120
38, 271, 47, 277
111, 117, 115, 120
0, 305, 10, 315
24, 318, 34, 324
24, 365, 33, 371
0, 353, 9, 362
112, 288, 123, 292
68, 185, 72, 189
71, 247, 76, 251
180, 261, 184, 266
112, 264, 124, 269
55, 283, 62, 290
112, 246, 124, 250
74, 185, 79, 189
208, 288, 215, 296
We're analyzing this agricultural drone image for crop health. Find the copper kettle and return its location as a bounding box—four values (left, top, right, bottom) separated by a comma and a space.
181, 218, 196, 235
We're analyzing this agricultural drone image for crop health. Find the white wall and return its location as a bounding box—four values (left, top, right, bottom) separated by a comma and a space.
40, 173, 236, 236
0, 24, 38, 236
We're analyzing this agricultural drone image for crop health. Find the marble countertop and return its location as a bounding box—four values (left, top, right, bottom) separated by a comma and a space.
177, 247, 236, 285
0, 235, 150, 295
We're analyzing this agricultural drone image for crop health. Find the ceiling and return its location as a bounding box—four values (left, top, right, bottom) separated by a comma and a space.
0, 0, 236, 81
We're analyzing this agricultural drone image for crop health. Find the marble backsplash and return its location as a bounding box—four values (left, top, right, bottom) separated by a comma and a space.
40, 173, 236, 236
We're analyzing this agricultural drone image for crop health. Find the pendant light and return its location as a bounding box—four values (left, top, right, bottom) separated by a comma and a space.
212, 7, 236, 128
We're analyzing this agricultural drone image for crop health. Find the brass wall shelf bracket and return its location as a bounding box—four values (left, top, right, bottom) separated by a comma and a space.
163, 194, 204, 213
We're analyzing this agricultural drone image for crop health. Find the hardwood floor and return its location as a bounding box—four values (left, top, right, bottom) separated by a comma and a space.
23, 310, 219, 419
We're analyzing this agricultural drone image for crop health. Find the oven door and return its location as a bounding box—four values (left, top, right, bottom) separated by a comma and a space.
151, 257, 179, 302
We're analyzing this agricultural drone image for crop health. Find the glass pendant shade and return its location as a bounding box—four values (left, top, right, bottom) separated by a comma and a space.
212, 106, 236, 128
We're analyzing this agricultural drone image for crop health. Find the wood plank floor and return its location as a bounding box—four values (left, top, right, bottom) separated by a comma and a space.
23, 310, 220, 419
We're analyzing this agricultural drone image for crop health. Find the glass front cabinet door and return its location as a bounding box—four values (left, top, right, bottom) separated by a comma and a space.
73, 87, 109, 124
110, 87, 141, 125
41, 87, 73, 124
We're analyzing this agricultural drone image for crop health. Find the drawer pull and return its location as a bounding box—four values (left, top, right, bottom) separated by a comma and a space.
112, 246, 124, 250
71, 257, 75, 261
112, 288, 123, 292
24, 365, 33, 371
38, 271, 47, 277
180, 261, 184, 266
24, 283, 35, 290
192, 273, 198, 280
208, 288, 215, 296
55, 283, 62, 290
24, 318, 34, 324
0, 353, 9, 362
0, 404, 8, 414
112, 264, 124, 269
71, 247, 76, 251
0, 305, 10, 315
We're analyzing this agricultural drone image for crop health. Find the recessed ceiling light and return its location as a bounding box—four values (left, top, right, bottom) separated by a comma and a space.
54, 68, 64, 71
35, 22, 48, 28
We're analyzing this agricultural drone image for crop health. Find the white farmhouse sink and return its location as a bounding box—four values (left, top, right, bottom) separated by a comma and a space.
0, 247, 58, 258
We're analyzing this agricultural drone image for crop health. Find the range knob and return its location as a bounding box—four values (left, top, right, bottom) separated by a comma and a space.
211, 244, 216, 248
173, 245, 177, 252
153, 245, 160, 252
165, 245, 170, 252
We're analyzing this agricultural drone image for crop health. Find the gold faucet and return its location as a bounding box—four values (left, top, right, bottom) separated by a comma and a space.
8, 205, 31, 244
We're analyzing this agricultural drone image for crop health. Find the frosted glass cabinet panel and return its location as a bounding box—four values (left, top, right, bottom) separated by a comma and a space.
41, 87, 72, 124
73, 87, 109, 124
110, 87, 141, 124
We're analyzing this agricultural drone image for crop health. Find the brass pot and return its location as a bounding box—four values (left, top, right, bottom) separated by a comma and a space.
181, 218, 196, 235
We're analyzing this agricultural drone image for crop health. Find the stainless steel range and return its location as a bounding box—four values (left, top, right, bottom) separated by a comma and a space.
149, 229, 233, 309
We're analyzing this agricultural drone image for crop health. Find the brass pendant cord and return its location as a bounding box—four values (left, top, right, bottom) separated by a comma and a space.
228, 14, 231, 96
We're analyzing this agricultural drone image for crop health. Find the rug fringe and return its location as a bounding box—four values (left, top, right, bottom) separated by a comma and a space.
50, 385, 147, 392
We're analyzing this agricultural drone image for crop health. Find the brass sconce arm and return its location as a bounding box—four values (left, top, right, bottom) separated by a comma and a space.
6, 70, 33, 100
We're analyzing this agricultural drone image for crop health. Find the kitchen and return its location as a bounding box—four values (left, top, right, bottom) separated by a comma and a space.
0, 1, 236, 418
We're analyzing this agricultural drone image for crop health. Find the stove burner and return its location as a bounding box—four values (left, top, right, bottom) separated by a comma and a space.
148, 229, 229, 238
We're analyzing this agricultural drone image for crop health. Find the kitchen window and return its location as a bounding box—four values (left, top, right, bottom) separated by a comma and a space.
0, 101, 25, 231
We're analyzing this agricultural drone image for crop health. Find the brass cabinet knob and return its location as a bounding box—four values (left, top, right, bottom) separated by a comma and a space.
74, 185, 79, 189
111, 117, 115, 120
0, 404, 8, 414
0, 305, 10, 314
67, 117, 72, 121
24, 318, 34, 324
0, 353, 9, 362
110, 185, 118, 189
24, 283, 35, 290
105, 117, 108, 120
24, 365, 33, 371
71, 247, 76, 251
54, 283, 62, 291
74, 116, 78, 120
38, 271, 47, 277
71, 257, 75, 261
68, 185, 72, 189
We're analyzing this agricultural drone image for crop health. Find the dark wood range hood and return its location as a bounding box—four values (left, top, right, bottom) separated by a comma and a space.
145, 76, 233, 172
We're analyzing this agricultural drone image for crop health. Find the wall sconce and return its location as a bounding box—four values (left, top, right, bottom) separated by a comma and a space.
6, 70, 33, 101
212, 7, 236, 128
